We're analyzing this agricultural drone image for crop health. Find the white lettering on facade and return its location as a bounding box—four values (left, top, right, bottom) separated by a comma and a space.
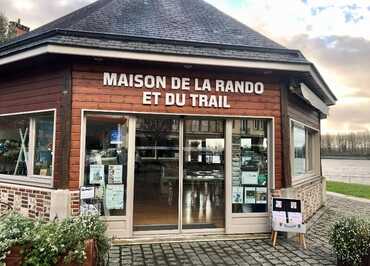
104, 72, 264, 109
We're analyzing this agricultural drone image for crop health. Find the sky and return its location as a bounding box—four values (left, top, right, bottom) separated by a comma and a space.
0, 0, 369, 134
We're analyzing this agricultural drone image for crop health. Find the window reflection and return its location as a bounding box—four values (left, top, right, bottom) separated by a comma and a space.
293, 125, 306, 176
0, 116, 29, 176
134, 117, 179, 231
232, 119, 269, 213
34, 114, 54, 176
183, 119, 225, 229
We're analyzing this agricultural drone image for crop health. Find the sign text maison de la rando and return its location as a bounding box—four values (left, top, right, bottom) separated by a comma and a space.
103, 72, 265, 109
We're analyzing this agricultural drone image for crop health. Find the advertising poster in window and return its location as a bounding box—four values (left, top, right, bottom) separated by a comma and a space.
105, 184, 124, 210
232, 186, 243, 204
108, 165, 123, 184
242, 171, 258, 185
256, 187, 267, 204
244, 187, 256, 204
110, 129, 123, 144
89, 165, 105, 184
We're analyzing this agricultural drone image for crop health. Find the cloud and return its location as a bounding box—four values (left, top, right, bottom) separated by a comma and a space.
322, 98, 370, 133
205, 0, 370, 40
284, 35, 370, 99
0, 0, 95, 29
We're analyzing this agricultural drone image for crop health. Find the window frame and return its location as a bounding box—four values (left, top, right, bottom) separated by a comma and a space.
0, 109, 56, 187
290, 119, 320, 185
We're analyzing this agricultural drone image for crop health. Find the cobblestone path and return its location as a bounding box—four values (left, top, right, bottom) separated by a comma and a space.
108, 195, 370, 265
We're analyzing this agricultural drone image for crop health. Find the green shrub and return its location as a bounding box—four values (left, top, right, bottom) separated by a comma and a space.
0, 212, 34, 261
0, 212, 110, 265
329, 216, 370, 265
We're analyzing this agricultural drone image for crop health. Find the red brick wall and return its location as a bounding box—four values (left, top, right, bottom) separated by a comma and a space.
69, 62, 283, 190
0, 183, 51, 219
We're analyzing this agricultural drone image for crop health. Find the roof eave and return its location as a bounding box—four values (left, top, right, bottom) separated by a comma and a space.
0, 41, 336, 106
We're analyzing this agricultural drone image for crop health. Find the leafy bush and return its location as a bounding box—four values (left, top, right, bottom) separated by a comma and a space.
329, 216, 370, 265
0, 212, 34, 261
0, 212, 110, 265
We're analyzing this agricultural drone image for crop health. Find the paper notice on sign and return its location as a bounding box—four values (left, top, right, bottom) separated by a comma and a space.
242, 171, 258, 185
108, 165, 123, 184
89, 165, 104, 184
272, 211, 287, 224
80, 186, 95, 200
288, 212, 303, 225
105, 184, 124, 210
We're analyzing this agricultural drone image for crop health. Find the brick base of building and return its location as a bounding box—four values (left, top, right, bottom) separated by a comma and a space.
280, 176, 326, 222
0, 183, 52, 219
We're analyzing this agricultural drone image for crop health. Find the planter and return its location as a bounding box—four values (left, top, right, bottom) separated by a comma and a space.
337, 248, 370, 266
56, 239, 97, 266
5, 240, 97, 266
4, 245, 23, 266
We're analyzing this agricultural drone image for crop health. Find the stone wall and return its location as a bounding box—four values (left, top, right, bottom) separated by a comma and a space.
0, 183, 52, 219
280, 176, 325, 222
296, 177, 325, 221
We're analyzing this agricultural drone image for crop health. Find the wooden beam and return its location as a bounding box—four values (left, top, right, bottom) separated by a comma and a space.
280, 81, 292, 188
58, 66, 72, 189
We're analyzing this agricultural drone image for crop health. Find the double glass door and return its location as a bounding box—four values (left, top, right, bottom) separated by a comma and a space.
133, 117, 225, 232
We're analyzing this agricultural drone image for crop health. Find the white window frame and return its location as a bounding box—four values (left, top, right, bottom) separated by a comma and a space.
0, 109, 56, 187
290, 119, 320, 185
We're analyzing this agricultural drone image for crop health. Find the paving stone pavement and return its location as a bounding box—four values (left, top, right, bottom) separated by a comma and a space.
108, 195, 370, 265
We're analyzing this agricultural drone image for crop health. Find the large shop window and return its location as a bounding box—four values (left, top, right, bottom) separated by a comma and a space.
0, 112, 54, 182
291, 121, 318, 182
83, 114, 129, 216
232, 119, 269, 213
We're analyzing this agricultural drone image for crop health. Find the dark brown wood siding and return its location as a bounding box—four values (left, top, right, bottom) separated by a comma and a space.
69, 61, 283, 190
0, 66, 69, 188
288, 91, 321, 129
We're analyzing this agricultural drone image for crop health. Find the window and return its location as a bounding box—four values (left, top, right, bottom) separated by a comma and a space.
232, 119, 269, 213
83, 114, 129, 216
291, 121, 318, 181
0, 111, 54, 180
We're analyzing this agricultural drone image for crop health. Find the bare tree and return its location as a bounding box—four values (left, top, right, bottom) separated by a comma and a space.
0, 13, 16, 43
0, 13, 8, 43
321, 131, 370, 157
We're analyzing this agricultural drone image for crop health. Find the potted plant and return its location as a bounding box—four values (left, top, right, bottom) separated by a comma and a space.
329, 216, 370, 266
0, 212, 110, 266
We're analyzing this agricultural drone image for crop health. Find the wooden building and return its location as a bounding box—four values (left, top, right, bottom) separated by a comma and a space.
0, 0, 336, 238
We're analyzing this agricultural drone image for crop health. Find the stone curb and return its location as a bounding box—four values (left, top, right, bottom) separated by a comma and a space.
327, 191, 370, 203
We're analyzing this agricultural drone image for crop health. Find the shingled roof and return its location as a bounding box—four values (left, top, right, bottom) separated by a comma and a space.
6, 0, 288, 48
0, 0, 304, 58
0, 0, 336, 104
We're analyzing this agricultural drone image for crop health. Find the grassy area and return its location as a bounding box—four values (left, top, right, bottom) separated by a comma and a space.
327, 181, 370, 200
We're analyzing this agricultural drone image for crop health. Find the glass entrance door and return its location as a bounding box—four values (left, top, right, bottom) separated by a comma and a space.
182, 119, 225, 229
133, 117, 180, 231
133, 117, 226, 232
